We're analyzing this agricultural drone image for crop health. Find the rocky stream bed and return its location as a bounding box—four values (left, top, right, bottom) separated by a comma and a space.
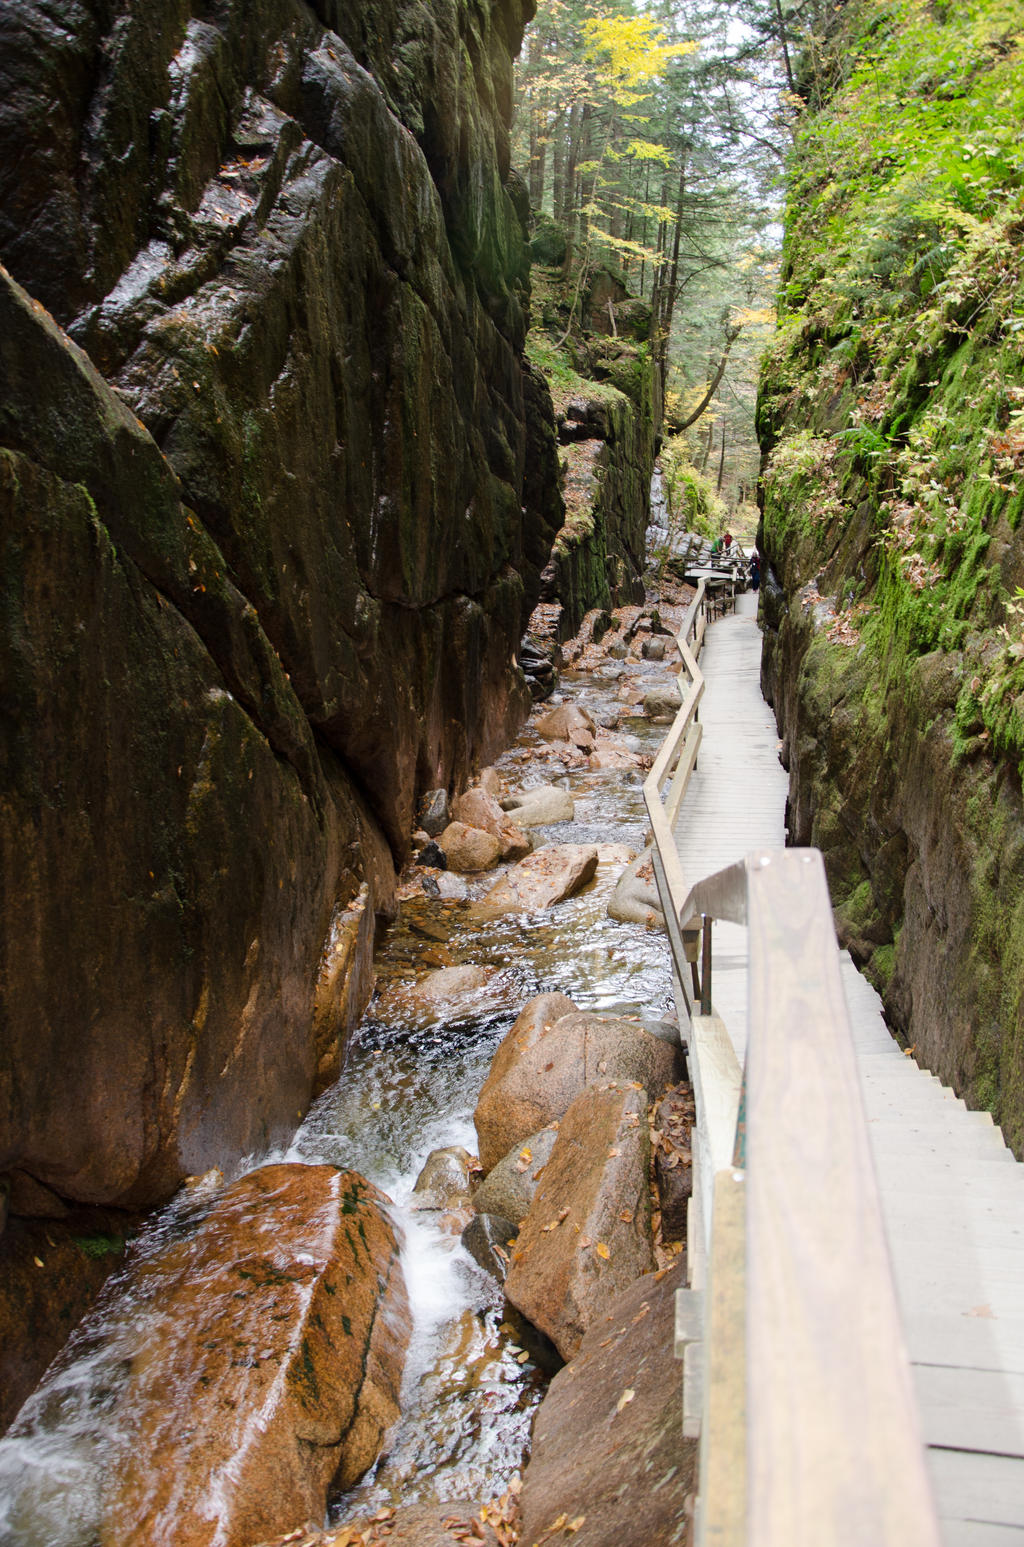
0, 597, 699, 1547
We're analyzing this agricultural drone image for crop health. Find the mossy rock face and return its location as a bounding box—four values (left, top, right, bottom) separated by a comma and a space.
531, 215, 568, 266
0, 0, 553, 1260
757, 0, 1024, 1149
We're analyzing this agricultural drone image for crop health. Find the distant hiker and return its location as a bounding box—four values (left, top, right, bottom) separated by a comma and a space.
724, 532, 733, 549
749, 553, 761, 591
710, 536, 722, 559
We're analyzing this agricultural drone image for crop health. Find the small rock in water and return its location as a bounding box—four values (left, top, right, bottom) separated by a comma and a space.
501, 785, 575, 827
411, 1146, 476, 1212
419, 840, 447, 869
461, 1212, 519, 1282
418, 789, 450, 838
472, 1127, 559, 1224
642, 637, 667, 661
439, 821, 503, 873
535, 703, 596, 746
643, 685, 682, 722
434, 872, 468, 901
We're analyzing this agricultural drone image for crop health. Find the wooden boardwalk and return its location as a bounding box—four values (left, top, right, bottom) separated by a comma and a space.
672, 590, 1024, 1543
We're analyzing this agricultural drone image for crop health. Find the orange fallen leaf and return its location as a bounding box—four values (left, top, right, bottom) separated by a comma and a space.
567, 1519, 586, 1533
607, 1147, 621, 1158
618, 1209, 634, 1223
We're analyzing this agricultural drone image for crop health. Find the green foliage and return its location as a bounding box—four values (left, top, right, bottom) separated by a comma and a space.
73, 1232, 125, 1259
659, 434, 728, 538
761, 0, 1024, 760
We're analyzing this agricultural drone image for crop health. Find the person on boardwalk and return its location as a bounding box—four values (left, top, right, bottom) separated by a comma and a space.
749, 552, 761, 591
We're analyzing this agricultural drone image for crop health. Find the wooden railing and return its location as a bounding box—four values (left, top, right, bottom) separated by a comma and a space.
643, 603, 942, 1547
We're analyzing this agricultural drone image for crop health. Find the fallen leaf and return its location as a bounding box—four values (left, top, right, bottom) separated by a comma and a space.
618, 1209, 634, 1223
595, 1242, 611, 1259
578, 1235, 593, 1249
630, 1304, 649, 1324
616, 1387, 636, 1412
568, 1519, 586, 1533
607, 1147, 621, 1158
516, 1349, 531, 1364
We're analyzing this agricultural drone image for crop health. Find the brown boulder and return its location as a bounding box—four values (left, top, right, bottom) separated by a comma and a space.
643, 685, 682, 722
503, 1084, 656, 1359
101, 1164, 410, 1547
519, 1259, 693, 1547
483, 845, 598, 912
535, 704, 597, 747
411, 1145, 475, 1212
474, 1002, 683, 1173
438, 821, 503, 873
472, 1126, 559, 1222
500, 784, 575, 827
588, 735, 639, 770
451, 788, 530, 860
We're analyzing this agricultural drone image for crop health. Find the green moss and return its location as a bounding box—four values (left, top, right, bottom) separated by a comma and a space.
72, 1232, 125, 1260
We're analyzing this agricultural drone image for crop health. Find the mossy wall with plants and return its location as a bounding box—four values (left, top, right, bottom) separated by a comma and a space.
524, 260, 657, 634
758, 0, 1024, 1147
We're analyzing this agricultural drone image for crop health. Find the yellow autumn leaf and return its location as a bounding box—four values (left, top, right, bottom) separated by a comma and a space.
596, 1241, 611, 1259
568, 1519, 586, 1533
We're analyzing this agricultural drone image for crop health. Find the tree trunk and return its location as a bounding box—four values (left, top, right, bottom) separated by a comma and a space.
717, 423, 727, 492
529, 106, 546, 210
699, 416, 714, 472
679, 325, 742, 432
774, 0, 796, 94
551, 108, 566, 223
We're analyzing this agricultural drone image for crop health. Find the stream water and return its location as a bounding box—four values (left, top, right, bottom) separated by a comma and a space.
0, 632, 681, 1544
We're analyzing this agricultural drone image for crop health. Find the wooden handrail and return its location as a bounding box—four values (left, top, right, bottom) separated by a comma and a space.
642, 591, 942, 1546
641, 580, 709, 1008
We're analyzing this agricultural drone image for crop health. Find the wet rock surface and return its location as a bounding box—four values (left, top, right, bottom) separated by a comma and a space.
482, 843, 599, 912
500, 784, 575, 826
471, 1126, 559, 1223
474, 996, 683, 1173
503, 1082, 655, 1360
451, 789, 531, 861
438, 822, 504, 874
0, 0, 554, 1243
519, 1259, 694, 1547
100, 1164, 410, 1547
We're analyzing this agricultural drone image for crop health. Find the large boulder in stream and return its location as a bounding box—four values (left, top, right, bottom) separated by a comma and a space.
503, 1082, 656, 1360
450, 788, 531, 860
474, 995, 683, 1174
483, 844, 599, 912
501, 784, 576, 827
519, 1258, 694, 1547
101, 1163, 410, 1547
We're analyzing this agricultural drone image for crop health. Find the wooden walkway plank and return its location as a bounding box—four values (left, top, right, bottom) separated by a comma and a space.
668, 592, 1024, 1544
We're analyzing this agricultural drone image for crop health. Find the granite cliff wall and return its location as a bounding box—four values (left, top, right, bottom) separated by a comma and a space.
0, 0, 560, 1221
